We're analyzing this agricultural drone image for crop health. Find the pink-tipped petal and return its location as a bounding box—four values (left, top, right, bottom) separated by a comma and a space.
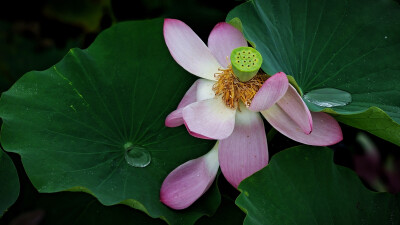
249, 72, 289, 112
262, 106, 343, 146
219, 107, 268, 188
184, 124, 214, 140
277, 85, 313, 134
182, 98, 236, 140
177, 79, 201, 109
160, 143, 219, 210
166, 79, 215, 127
207, 22, 248, 68
165, 80, 199, 127
165, 108, 184, 127
164, 19, 220, 80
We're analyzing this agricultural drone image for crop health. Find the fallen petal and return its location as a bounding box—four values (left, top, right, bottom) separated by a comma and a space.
219, 107, 268, 188
164, 19, 220, 81
207, 22, 248, 68
160, 143, 219, 210
183, 97, 236, 140
262, 106, 343, 146
249, 72, 288, 112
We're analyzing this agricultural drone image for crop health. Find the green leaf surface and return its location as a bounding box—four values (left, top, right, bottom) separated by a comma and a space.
0, 19, 219, 225
236, 146, 400, 225
330, 107, 400, 146
1, 156, 164, 225
303, 88, 352, 109
0, 150, 19, 217
227, 0, 400, 145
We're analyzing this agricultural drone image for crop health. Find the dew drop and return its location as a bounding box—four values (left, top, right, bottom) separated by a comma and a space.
303, 88, 352, 108
124, 142, 151, 167
384, 36, 388, 39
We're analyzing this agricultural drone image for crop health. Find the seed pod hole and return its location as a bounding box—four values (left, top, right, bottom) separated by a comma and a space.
230, 46, 263, 82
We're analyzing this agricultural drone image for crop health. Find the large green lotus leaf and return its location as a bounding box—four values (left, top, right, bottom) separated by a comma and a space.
227, 0, 400, 145
236, 146, 400, 225
0, 19, 219, 225
0, 150, 19, 217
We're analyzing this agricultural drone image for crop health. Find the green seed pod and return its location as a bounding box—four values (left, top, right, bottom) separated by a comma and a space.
230, 46, 263, 82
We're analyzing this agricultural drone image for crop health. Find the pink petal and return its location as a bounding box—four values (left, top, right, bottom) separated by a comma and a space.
165, 79, 215, 127
184, 124, 214, 140
165, 108, 185, 127
160, 143, 219, 210
219, 107, 268, 188
207, 22, 248, 68
182, 98, 236, 140
277, 85, 313, 134
262, 107, 343, 146
177, 79, 201, 109
249, 72, 289, 112
164, 19, 220, 80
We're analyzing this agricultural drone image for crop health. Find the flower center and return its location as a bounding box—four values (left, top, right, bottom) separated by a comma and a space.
213, 64, 268, 109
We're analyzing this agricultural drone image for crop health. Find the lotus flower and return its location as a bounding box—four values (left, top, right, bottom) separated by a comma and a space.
160, 19, 343, 210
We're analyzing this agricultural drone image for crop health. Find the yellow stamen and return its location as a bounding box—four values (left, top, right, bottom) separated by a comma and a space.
213, 64, 269, 110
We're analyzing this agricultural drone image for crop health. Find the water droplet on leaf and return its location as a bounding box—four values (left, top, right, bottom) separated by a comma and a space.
124, 142, 151, 167
303, 88, 352, 108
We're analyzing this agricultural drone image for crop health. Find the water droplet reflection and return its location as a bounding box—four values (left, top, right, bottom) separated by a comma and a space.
124, 142, 151, 167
